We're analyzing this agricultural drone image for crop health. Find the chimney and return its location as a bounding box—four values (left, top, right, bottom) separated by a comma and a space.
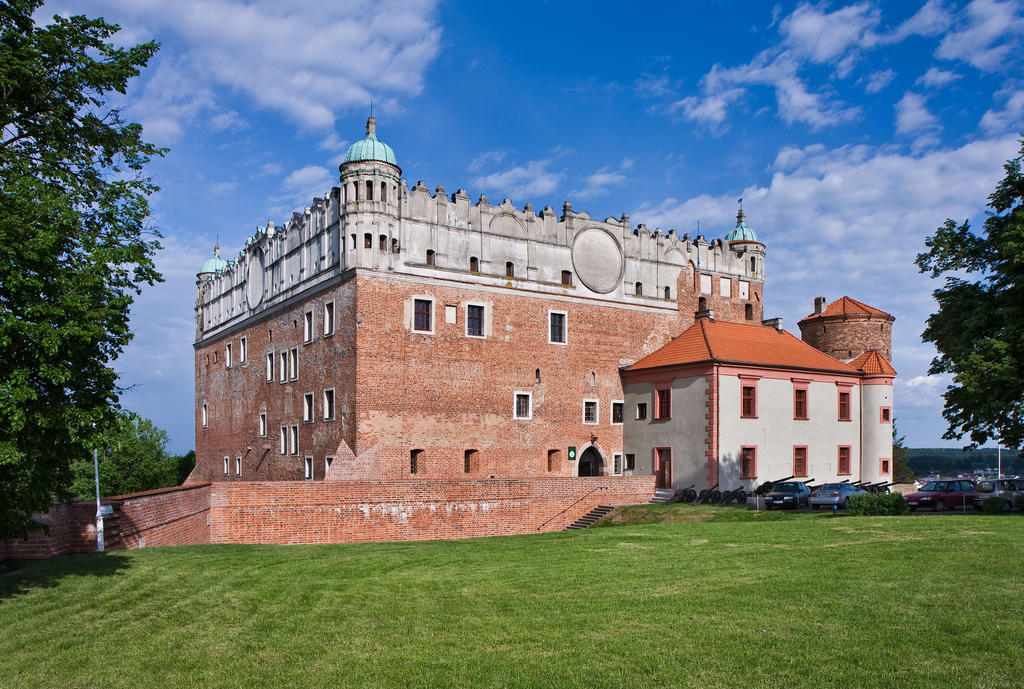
814, 296, 827, 315
695, 308, 715, 321
762, 317, 783, 332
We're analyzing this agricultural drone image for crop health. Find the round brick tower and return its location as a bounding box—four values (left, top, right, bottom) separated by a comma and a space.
797, 296, 894, 362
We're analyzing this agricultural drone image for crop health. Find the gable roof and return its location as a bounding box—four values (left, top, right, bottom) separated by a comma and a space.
848, 350, 897, 375
800, 296, 892, 322
627, 319, 859, 374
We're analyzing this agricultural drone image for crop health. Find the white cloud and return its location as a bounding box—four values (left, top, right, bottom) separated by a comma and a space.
864, 69, 896, 94
780, 2, 881, 64
895, 92, 940, 134
258, 162, 283, 177
468, 150, 508, 172
471, 160, 563, 201
935, 0, 1024, 72
319, 133, 350, 152
571, 159, 633, 200
890, 0, 954, 41
47, 0, 443, 132
916, 67, 962, 88
210, 181, 239, 195
979, 86, 1024, 132
209, 110, 248, 132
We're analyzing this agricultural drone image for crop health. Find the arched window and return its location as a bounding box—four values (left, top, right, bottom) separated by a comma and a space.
380, 182, 387, 203
745, 303, 753, 320
635, 282, 643, 296
750, 256, 756, 273
365, 180, 374, 201
363, 233, 372, 249
506, 261, 514, 278
354, 182, 360, 201
350, 234, 356, 249
469, 256, 479, 272
664, 286, 671, 299
698, 296, 707, 311
464, 449, 479, 473
561, 270, 572, 286
379, 235, 387, 251
535, 368, 541, 382
391, 238, 399, 253
426, 249, 435, 266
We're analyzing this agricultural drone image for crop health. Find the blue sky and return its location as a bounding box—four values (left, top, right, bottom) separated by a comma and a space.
45, 1, 1024, 453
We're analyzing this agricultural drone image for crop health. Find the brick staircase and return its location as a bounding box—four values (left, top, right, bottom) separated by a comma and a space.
650, 488, 675, 504
564, 504, 615, 530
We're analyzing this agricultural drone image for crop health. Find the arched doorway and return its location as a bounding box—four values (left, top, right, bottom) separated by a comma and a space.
577, 446, 604, 476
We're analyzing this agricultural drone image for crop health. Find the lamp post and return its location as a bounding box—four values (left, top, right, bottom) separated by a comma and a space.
93, 443, 104, 553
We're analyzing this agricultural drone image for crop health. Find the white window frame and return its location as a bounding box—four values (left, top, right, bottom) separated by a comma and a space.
280, 426, 288, 455
303, 310, 313, 343
223, 457, 229, 476
613, 453, 623, 476
739, 281, 750, 300
303, 392, 314, 423
266, 352, 274, 381
289, 347, 298, 380
323, 302, 334, 336
700, 274, 712, 295
412, 296, 434, 334
582, 398, 599, 425
235, 456, 241, 477
513, 391, 532, 420
719, 278, 731, 298
201, 403, 208, 428
548, 309, 567, 345
279, 352, 287, 383
323, 388, 335, 421
258, 412, 267, 437
239, 336, 247, 363
304, 455, 313, 480
325, 455, 334, 473
611, 400, 624, 425
636, 402, 647, 420
225, 342, 232, 368
289, 425, 298, 455
465, 302, 486, 339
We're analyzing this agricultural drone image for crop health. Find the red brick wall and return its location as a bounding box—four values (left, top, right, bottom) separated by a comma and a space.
799, 315, 893, 362
209, 476, 655, 544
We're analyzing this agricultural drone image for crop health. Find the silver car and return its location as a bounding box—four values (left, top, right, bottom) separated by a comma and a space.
973, 478, 1023, 509
809, 482, 867, 509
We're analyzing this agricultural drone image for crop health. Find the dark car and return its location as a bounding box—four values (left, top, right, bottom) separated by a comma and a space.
906, 480, 976, 511
764, 481, 811, 510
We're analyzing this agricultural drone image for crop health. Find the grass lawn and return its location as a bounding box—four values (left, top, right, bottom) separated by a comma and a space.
2, 506, 1022, 688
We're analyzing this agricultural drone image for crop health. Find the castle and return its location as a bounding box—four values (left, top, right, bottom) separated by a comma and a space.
192, 117, 895, 494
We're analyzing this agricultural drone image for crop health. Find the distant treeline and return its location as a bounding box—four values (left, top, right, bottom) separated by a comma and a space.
907, 448, 1024, 476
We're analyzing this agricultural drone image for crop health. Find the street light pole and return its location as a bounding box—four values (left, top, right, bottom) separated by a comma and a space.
93, 445, 104, 553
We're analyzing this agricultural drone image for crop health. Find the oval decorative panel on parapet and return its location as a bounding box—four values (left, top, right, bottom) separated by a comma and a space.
246, 248, 265, 309
489, 213, 526, 239
572, 228, 623, 294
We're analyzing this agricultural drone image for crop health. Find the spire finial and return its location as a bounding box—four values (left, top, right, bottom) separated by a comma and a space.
736, 197, 745, 224
214, 244, 220, 257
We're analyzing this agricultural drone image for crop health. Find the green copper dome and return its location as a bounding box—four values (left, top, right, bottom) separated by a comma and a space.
725, 209, 758, 242
343, 116, 398, 167
199, 247, 228, 274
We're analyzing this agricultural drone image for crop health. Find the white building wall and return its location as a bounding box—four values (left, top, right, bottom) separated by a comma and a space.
859, 382, 894, 483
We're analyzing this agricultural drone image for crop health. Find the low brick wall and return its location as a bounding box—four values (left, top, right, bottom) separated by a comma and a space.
2, 476, 655, 558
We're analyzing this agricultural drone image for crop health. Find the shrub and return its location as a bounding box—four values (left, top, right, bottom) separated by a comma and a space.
980, 497, 1009, 514
847, 492, 909, 516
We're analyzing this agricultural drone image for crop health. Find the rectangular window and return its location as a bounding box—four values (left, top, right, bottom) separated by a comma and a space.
793, 446, 808, 477
289, 425, 298, 455
656, 388, 671, 420
719, 278, 731, 298
514, 392, 531, 420
201, 403, 208, 428
225, 342, 232, 368
325, 455, 333, 472
794, 387, 808, 420
613, 453, 623, 476
323, 302, 335, 336
410, 449, 422, 474
741, 384, 757, 418
611, 401, 624, 424
464, 449, 479, 473
625, 454, 635, 471
880, 406, 892, 423
740, 446, 757, 479
235, 456, 241, 477
413, 298, 432, 332
279, 352, 287, 383
466, 304, 484, 338
258, 412, 267, 437
700, 274, 712, 294
636, 403, 647, 420
547, 449, 560, 472
880, 457, 891, 476
239, 337, 247, 363
289, 348, 298, 380
548, 311, 567, 344
323, 389, 335, 420
583, 399, 598, 424
303, 311, 313, 343
280, 426, 287, 455
739, 281, 750, 299
838, 446, 852, 475
838, 390, 852, 421
223, 457, 229, 476
266, 353, 274, 381
303, 392, 314, 422
304, 456, 313, 480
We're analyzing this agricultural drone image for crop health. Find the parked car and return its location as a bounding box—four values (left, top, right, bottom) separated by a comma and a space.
905, 480, 976, 511
764, 481, 811, 509
972, 478, 1022, 509
809, 482, 867, 509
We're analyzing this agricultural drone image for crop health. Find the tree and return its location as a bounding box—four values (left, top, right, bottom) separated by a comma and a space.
0, 2, 162, 539
917, 137, 1024, 453
69, 412, 177, 499
891, 423, 914, 484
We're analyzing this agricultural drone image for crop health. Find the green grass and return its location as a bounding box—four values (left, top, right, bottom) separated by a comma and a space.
2, 511, 1022, 689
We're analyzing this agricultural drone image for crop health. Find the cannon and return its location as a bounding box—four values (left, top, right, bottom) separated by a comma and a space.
754, 475, 794, 496
666, 485, 697, 504
716, 486, 748, 506
690, 482, 720, 506
865, 481, 891, 494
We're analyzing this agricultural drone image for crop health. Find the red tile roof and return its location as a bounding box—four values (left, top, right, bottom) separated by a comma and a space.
627, 319, 858, 373
848, 350, 897, 375
800, 296, 892, 322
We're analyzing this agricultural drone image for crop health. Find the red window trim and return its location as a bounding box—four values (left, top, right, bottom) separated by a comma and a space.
837, 389, 852, 422
837, 445, 852, 476
741, 384, 757, 419
879, 457, 891, 476
792, 446, 808, 477
793, 385, 809, 420
655, 386, 672, 420
879, 406, 892, 423
740, 445, 757, 479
